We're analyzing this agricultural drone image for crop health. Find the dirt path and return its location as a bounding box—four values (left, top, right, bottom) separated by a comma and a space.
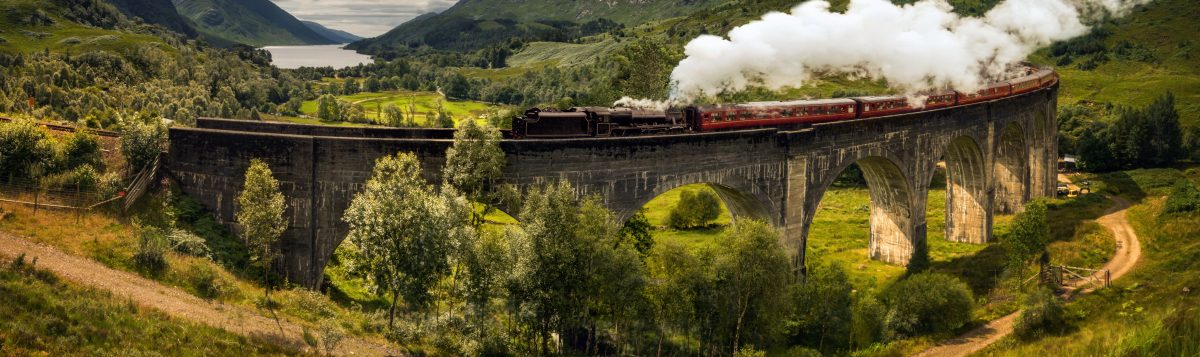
915, 194, 1141, 357
0, 231, 400, 356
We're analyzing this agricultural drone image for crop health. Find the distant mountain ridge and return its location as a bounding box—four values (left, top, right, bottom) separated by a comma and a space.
349, 0, 724, 54
302, 20, 362, 44
171, 0, 337, 46
106, 0, 199, 38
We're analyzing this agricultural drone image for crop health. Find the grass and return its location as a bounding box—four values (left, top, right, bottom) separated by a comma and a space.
979, 165, 1200, 356
294, 90, 498, 126
0, 258, 295, 355
0, 0, 172, 55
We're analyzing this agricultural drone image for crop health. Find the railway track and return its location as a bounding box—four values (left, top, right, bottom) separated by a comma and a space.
0, 117, 120, 138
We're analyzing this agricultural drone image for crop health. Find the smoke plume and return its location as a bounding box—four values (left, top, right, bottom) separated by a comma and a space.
668, 0, 1149, 102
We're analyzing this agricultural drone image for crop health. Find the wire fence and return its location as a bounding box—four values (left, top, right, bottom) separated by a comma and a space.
0, 180, 123, 213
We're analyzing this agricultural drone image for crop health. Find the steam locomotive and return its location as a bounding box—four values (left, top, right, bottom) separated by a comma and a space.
511, 68, 1057, 139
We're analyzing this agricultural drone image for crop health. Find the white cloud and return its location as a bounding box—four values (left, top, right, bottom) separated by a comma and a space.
270, 0, 458, 38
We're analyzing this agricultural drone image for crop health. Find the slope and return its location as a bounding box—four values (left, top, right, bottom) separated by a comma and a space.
172, 0, 337, 46
348, 0, 725, 54
106, 0, 198, 38
302, 20, 361, 44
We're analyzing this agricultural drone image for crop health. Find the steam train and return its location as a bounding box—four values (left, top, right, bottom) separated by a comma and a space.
511, 68, 1057, 139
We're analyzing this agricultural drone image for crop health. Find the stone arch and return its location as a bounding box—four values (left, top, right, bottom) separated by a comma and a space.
808, 155, 918, 265
940, 136, 990, 243
1028, 107, 1056, 198
625, 180, 774, 225
994, 122, 1028, 214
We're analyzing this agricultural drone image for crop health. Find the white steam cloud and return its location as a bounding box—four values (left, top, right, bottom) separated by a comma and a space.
668, 0, 1150, 102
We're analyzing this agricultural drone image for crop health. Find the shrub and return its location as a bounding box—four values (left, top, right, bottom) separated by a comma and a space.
168, 229, 212, 258
1164, 179, 1200, 215
1014, 287, 1068, 339
43, 164, 99, 191
882, 273, 974, 338
319, 318, 345, 356
0, 120, 54, 182
187, 263, 227, 300
851, 294, 886, 348
120, 120, 166, 174
133, 225, 169, 274
59, 130, 104, 171
667, 189, 722, 229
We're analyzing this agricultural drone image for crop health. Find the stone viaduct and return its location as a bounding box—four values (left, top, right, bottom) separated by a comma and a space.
166, 84, 1058, 289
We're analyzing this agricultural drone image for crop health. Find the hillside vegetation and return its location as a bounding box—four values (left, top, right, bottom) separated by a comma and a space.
172, 0, 336, 46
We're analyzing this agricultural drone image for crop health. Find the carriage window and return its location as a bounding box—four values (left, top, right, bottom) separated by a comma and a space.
781, 109, 792, 117
741, 111, 752, 119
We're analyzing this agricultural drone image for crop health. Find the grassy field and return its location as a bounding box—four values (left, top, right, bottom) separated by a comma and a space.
294, 90, 498, 126
0, 258, 294, 355
981, 166, 1200, 356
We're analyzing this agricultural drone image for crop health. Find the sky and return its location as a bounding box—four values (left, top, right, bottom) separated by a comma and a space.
269, 0, 459, 38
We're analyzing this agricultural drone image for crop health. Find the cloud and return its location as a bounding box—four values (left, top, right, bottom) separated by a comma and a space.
270, 0, 458, 37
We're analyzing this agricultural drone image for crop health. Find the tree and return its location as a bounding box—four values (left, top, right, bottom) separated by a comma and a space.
619, 209, 655, 258
120, 119, 166, 175
381, 104, 405, 127
60, 130, 103, 171
717, 220, 790, 354
644, 241, 703, 354
0, 120, 53, 182
786, 263, 853, 351
235, 159, 288, 298
882, 273, 973, 338
506, 181, 645, 354
342, 152, 465, 327
317, 94, 340, 121
668, 189, 723, 229
611, 39, 681, 100
442, 119, 505, 226
1002, 200, 1050, 266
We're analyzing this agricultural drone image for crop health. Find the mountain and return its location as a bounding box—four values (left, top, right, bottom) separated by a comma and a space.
106, 0, 199, 38
348, 0, 725, 54
302, 20, 362, 44
172, 0, 337, 46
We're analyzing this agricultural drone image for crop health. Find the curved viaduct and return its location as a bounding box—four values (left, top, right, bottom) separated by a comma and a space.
166, 85, 1058, 289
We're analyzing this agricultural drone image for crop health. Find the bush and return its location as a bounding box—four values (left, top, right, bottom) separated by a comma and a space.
168, 229, 212, 258
667, 189, 722, 229
59, 130, 104, 171
882, 273, 974, 338
1164, 179, 1200, 215
187, 263, 227, 300
133, 225, 169, 274
1014, 287, 1068, 339
0, 120, 54, 182
120, 120, 166, 174
851, 294, 886, 348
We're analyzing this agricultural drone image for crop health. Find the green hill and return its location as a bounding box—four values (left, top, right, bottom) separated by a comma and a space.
106, 0, 198, 38
302, 20, 361, 44
0, 0, 172, 55
347, 0, 725, 54
1031, 0, 1200, 127
171, 0, 337, 46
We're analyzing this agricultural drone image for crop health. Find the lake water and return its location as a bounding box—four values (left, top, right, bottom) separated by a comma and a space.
261, 45, 373, 69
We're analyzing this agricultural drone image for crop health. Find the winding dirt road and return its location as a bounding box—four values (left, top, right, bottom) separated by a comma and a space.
915, 194, 1141, 357
0, 231, 400, 356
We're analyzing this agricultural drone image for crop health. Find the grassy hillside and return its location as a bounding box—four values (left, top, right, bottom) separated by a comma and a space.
295, 89, 497, 126
302, 20, 361, 44
980, 167, 1200, 355
348, 0, 725, 54
0, 259, 293, 355
1033, 0, 1200, 127
0, 0, 172, 55
106, 0, 198, 37
172, 0, 336, 46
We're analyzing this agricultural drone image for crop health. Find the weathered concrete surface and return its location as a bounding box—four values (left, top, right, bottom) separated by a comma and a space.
167, 86, 1058, 288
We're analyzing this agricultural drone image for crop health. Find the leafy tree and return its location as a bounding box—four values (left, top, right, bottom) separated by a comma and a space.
619, 209, 655, 258
462, 229, 510, 340
442, 119, 505, 226
317, 94, 340, 121
717, 220, 790, 354
381, 104, 405, 127
882, 273, 973, 339
59, 130, 103, 171
441, 73, 471, 99
235, 159, 288, 298
0, 120, 54, 182
342, 152, 465, 327
850, 294, 886, 349
506, 181, 645, 354
668, 189, 723, 229
611, 39, 681, 100
644, 242, 702, 354
119, 119, 166, 175
1002, 200, 1050, 266
786, 263, 853, 351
